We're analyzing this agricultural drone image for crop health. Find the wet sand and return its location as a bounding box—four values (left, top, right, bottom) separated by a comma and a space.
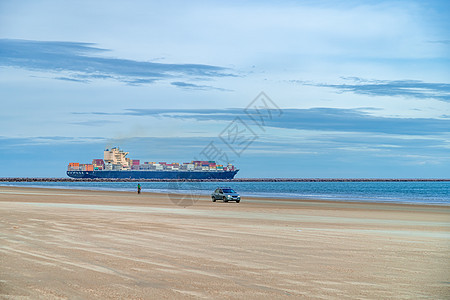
1, 186, 449, 299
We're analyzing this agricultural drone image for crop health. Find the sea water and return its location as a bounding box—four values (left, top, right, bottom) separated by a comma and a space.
1, 181, 449, 205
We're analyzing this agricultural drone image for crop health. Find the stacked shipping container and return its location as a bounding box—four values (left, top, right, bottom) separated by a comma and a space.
68, 159, 235, 172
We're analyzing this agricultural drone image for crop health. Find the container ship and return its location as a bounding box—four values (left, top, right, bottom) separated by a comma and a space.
67, 147, 239, 179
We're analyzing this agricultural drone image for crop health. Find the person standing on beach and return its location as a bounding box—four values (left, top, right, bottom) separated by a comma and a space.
137, 183, 141, 194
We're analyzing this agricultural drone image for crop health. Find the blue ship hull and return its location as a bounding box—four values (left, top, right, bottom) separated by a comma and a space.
67, 170, 239, 179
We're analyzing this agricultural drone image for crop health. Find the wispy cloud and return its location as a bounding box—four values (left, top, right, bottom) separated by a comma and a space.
0, 136, 107, 148
0, 39, 235, 85
294, 77, 450, 101
70, 120, 118, 127
54, 76, 89, 83
75, 107, 450, 135
171, 81, 232, 91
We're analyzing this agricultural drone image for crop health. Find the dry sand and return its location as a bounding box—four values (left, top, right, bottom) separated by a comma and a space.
0, 186, 449, 299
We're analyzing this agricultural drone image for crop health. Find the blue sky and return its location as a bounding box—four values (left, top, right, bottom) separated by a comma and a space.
0, 0, 449, 178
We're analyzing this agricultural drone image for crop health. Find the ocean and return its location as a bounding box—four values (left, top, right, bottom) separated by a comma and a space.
1, 181, 449, 205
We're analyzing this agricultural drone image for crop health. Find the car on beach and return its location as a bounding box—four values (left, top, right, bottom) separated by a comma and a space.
211, 187, 241, 203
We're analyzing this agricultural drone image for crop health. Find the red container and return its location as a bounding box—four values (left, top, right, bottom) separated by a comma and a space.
92, 159, 105, 166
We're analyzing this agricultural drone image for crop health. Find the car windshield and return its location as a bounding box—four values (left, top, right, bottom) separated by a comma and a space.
222, 189, 235, 193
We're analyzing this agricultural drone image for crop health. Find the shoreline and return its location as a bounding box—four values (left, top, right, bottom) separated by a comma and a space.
1, 182, 449, 207
1, 185, 449, 209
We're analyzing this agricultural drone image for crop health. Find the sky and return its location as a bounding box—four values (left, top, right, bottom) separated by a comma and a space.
0, 0, 449, 178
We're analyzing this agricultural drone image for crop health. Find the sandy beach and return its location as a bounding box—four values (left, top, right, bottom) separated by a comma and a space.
0, 186, 449, 299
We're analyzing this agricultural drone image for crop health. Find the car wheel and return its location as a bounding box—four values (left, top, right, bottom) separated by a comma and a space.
236, 200, 240, 203
212, 196, 216, 202
223, 197, 228, 203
